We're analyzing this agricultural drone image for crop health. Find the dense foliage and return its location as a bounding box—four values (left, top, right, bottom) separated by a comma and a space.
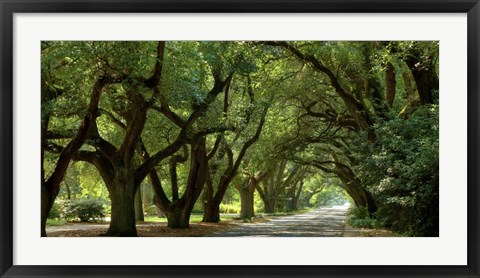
354, 105, 439, 235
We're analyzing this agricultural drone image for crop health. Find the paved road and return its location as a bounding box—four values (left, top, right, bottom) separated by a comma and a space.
209, 205, 349, 237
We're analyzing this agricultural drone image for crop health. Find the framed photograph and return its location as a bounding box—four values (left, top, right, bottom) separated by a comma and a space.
1, 0, 479, 277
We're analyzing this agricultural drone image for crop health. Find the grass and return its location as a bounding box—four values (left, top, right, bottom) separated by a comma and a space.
260, 208, 311, 217
143, 213, 237, 223
46, 219, 67, 226
143, 210, 312, 223
46, 213, 238, 227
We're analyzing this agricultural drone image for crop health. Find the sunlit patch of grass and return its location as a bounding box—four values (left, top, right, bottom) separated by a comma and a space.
143, 213, 237, 223
46, 219, 67, 226
261, 209, 311, 217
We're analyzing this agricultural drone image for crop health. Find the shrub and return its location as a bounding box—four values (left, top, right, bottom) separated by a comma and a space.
144, 204, 159, 216
63, 199, 105, 222
47, 202, 62, 220
349, 218, 378, 228
348, 206, 370, 219
219, 203, 240, 214
347, 206, 378, 228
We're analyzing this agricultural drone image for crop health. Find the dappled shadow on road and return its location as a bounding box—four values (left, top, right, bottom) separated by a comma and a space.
209, 205, 348, 237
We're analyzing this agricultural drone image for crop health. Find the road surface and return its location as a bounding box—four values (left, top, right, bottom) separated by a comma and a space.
209, 205, 349, 237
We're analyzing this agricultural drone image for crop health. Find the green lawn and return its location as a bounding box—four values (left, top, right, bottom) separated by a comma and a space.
144, 213, 237, 223
259, 209, 311, 217
46, 214, 238, 227
46, 219, 67, 226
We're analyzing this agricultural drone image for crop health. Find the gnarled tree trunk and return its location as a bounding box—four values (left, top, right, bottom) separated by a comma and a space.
405, 56, 438, 105
135, 186, 144, 221
164, 202, 191, 228
238, 171, 270, 219
239, 180, 256, 219
385, 62, 396, 108
336, 171, 377, 214
240, 189, 255, 219
153, 138, 208, 228
41, 182, 58, 237
203, 200, 221, 223
263, 198, 276, 214
313, 160, 377, 214
106, 169, 137, 236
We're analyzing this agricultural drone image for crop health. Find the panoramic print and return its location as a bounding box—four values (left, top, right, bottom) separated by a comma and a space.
41, 41, 439, 237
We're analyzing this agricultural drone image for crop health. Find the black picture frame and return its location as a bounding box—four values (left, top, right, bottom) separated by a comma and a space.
1, 1, 479, 277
